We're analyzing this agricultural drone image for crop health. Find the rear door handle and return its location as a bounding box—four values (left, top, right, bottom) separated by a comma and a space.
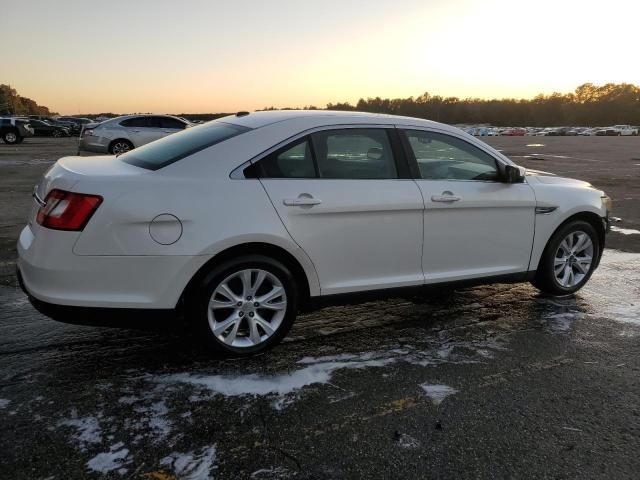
283, 196, 322, 207
431, 194, 462, 203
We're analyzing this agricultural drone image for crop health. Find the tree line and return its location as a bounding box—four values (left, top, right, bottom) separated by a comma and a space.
296, 83, 640, 127
0, 84, 54, 116
3, 82, 640, 126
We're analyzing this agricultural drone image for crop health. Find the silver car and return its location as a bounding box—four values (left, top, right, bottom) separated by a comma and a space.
79, 114, 191, 155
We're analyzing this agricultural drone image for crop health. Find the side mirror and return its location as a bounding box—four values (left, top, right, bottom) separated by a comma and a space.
504, 165, 526, 183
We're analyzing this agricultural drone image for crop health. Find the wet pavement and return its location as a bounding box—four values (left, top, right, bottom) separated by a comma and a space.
1, 137, 640, 479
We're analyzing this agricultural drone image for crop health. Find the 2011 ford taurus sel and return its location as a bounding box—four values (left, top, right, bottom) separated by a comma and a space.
17, 111, 611, 356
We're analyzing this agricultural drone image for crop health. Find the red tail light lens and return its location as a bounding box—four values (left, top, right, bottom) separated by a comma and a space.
36, 189, 103, 231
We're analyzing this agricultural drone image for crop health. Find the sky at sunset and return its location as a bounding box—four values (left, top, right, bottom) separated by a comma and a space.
3, 0, 640, 114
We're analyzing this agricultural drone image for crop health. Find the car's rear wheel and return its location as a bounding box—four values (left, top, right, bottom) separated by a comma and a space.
2, 130, 20, 144
108, 139, 133, 155
531, 220, 600, 295
192, 255, 298, 356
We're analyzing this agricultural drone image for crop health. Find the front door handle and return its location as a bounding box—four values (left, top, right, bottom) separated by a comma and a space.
283, 196, 322, 207
431, 193, 462, 203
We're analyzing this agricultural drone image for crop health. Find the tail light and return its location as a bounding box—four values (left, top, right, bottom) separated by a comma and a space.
36, 189, 103, 231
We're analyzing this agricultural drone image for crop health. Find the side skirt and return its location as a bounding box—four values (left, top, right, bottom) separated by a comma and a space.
309, 271, 535, 310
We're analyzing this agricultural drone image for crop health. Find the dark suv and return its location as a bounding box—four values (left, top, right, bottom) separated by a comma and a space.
0, 118, 34, 144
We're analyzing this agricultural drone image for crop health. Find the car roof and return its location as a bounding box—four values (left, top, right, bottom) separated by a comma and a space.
220, 110, 457, 132
104, 114, 185, 123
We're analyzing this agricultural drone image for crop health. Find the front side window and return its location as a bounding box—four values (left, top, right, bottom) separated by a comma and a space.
403, 130, 500, 181
160, 117, 187, 130
311, 129, 397, 179
119, 121, 250, 170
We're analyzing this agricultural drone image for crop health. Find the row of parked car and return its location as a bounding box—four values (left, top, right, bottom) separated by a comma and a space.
0, 115, 95, 144
462, 125, 640, 137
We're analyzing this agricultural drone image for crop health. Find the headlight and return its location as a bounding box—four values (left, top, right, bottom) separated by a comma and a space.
601, 195, 612, 214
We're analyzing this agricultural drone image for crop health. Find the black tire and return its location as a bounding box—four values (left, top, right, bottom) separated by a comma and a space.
52, 130, 62, 138
531, 220, 600, 296
108, 139, 134, 155
190, 255, 299, 357
2, 129, 21, 144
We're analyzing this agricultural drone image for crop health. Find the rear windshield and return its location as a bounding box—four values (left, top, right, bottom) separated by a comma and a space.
119, 121, 251, 170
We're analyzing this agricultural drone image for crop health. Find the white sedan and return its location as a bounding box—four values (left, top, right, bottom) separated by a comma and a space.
18, 111, 611, 355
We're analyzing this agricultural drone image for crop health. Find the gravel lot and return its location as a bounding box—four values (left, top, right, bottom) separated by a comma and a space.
1, 136, 639, 479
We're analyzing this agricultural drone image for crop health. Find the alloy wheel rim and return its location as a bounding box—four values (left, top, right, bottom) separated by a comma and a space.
554, 230, 594, 288
112, 142, 131, 154
6, 132, 16, 142
207, 269, 287, 348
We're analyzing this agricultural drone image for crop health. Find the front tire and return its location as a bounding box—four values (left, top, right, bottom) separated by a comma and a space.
531, 220, 600, 295
191, 255, 299, 356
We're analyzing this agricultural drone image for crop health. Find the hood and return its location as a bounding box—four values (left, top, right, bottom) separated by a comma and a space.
526, 168, 593, 187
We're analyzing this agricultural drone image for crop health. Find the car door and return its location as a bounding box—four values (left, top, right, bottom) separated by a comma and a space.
255, 127, 424, 295
122, 116, 165, 147
400, 128, 536, 283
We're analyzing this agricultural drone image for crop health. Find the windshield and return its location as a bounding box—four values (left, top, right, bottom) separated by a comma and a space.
119, 121, 251, 170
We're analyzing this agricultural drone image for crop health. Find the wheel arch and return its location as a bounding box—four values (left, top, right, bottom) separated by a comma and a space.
536, 211, 606, 270
180, 242, 314, 312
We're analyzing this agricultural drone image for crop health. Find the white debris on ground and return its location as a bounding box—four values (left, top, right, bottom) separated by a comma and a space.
396, 433, 421, 449
133, 400, 172, 441
610, 226, 640, 235
160, 445, 217, 480
420, 384, 458, 405
250, 466, 296, 479
540, 250, 640, 330
156, 337, 502, 411
86, 442, 130, 474
0, 399, 10, 409
57, 411, 103, 451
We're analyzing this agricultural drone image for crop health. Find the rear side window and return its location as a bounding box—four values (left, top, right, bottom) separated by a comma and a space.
311, 129, 397, 179
257, 138, 316, 178
119, 121, 251, 170
120, 117, 157, 128
250, 128, 398, 179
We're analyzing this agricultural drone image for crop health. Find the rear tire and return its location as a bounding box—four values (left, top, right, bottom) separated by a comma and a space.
108, 139, 134, 155
531, 220, 600, 295
2, 130, 20, 144
190, 255, 299, 357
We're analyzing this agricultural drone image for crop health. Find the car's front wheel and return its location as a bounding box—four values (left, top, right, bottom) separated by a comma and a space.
192, 255, 298, 356
531, 220, 600, 295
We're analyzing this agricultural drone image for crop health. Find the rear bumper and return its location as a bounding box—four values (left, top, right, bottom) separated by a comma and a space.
17, 266, 177, 327
17, 224, 210, 310
78, 135, 110, 153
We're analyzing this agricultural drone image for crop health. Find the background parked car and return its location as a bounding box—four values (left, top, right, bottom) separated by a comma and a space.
595, 128, 620, 136
79, 114, 191, 154
28, 119, 71, 137
0, 117, 34, 144
612, 125, 638, 136
57, 116, 94, 134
